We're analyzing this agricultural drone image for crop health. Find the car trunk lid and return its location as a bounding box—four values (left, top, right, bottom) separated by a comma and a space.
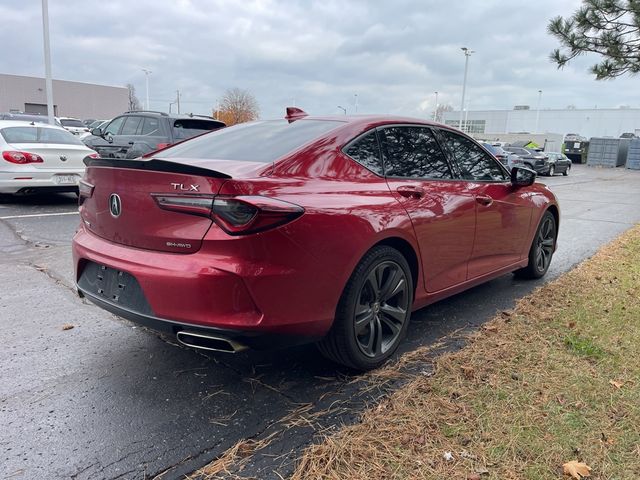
80, 158, 233, 254
7, 143, 91, 169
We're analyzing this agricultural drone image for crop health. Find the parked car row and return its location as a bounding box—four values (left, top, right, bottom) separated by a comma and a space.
481, 141, 572, 177
0, 110, 226, 196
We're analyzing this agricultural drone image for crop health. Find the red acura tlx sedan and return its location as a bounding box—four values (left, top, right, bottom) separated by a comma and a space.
72, 108, 559, 370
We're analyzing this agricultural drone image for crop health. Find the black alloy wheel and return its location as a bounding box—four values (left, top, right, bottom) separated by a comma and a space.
318, 245, 413, 370
354, 260, 409, 358
515, 211, 556, 279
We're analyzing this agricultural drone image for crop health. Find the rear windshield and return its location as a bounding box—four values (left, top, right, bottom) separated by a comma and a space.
60, 119, 85, 128
1, 126, 84, 145
161, 119, 343, 162
172, 119, 225, 140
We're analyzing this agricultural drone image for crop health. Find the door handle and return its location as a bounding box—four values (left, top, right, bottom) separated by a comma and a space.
128, 141, 134, 145
397, 185, 425, 199
476, 195, 493, 206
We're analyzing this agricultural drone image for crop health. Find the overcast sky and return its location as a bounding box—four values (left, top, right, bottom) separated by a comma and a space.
2, 0, 639, 118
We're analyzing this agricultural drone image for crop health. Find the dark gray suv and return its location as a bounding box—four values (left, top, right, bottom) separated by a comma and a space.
83, 111, 225, 158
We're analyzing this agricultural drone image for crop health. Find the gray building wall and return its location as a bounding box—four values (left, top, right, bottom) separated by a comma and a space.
443, 108, 640, 139
0, 73, 128, 120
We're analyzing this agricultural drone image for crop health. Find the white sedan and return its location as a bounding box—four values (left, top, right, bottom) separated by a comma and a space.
58, 117, 89, 136
0, 121, 95, 195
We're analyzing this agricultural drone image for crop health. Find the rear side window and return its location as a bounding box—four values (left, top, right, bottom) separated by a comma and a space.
440, 130, 508, 182
379, 126, 452, 179
343, 130, 383, 175
161, 119, 343, 163
1, 126, 83, 145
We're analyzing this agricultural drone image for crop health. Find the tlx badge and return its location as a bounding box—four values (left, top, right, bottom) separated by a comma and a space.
171, 183, 199, 191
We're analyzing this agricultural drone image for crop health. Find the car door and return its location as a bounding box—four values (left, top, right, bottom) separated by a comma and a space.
378, 125, 476, 292
438, 129, 533, 278
109, 115, 145, 158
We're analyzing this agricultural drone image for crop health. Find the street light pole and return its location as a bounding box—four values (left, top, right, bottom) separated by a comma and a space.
535, 89, 542, 133
354, 94, 358, 113
41, 0, 55, 125
459, 47, 474, 132
142, 69, 152, 110
433, 91, 439, 121
337, 105, 346, 115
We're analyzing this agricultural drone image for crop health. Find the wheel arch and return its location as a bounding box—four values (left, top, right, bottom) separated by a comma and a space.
371, 236, 420, 295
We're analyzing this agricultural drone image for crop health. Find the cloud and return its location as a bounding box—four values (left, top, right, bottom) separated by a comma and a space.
2, 0, 638, 119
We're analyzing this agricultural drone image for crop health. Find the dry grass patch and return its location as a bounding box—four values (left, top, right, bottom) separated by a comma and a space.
292, 225, 640, 480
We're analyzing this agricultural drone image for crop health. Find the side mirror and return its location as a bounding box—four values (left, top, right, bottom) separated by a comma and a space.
511, 166, 536, 187
90, 127, 103, 136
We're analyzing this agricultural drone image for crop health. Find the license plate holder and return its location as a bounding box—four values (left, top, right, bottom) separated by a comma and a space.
54, 174, 78, 185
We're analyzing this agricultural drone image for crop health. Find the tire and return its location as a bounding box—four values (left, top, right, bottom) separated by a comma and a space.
548, 165, 555, 176
563, 165, 570, 176
317, 245, 414, 370
514, 211, 556, 279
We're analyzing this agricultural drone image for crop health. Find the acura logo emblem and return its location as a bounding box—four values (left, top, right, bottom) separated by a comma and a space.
109, 193, 122, 217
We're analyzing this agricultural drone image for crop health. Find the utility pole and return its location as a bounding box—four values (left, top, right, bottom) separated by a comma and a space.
354, 94, 358, 113
142, 69, 152, 109
459, 47, 474, 132
433, 91, 439, 121
535, 89, 542, 133
176, 90, 180, 114
41, 0, 55, 125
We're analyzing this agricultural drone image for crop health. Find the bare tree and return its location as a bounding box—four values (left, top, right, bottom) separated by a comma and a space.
434, 104, 453, 123
215, 88, 260, 126
126, 83, 142, 111
548, 0, 640, 79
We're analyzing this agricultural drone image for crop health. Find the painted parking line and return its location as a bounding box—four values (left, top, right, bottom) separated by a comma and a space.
0, 211, 79, 220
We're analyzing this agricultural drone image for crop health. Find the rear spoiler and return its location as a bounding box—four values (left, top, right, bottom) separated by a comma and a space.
83, 157, 231, 179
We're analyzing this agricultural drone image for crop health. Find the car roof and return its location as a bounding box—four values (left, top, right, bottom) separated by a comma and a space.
0, 120, 67, 130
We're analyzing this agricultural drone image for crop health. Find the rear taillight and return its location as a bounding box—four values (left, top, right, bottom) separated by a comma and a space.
78, 180, 95, 198
152, 195, 214, 217
152, 194, 304, 235
2, 150, 44, 164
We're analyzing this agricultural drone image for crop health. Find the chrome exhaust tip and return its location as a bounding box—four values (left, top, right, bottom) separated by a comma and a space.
176, 331, 247, 354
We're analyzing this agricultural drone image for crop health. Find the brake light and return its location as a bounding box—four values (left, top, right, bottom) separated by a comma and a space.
212, 196, 304, 235
2, 150, 44, 164
156, 143, 171, 149
142, 143, 173, 158
151, 194, 304, 235
87, 153, 99, 159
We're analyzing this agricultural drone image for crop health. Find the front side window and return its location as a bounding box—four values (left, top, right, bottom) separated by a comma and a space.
440, 130, 508, 182
103, 116, 126, 135
378, 126, 452, 179
343, 130, 383, 175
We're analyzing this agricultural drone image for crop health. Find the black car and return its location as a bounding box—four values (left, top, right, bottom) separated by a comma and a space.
504, 146, 551, 175
83, 111, 226, 158
545, 152, 572, 176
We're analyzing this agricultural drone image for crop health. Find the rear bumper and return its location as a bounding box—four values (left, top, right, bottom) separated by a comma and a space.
0, 169, 83, 194
72, 226, 336, 340
77, 286, 318, 349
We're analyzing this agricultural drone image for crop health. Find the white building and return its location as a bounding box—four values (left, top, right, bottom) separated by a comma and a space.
0, 73, 128, 120
443, 107, 640, 138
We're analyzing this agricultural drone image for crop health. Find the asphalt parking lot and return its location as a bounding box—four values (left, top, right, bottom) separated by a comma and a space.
2, 164, 640, 480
